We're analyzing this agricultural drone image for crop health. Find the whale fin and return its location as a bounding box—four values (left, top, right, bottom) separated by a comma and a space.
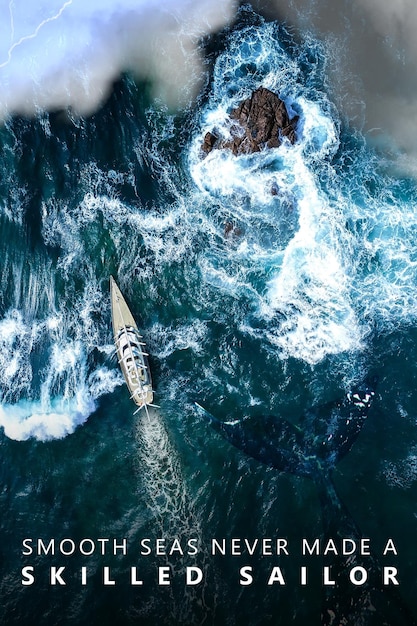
194, 402, 240, 427
194, 402, 314, 476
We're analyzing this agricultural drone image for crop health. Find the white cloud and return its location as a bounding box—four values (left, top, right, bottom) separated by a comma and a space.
0, 0, 236, 117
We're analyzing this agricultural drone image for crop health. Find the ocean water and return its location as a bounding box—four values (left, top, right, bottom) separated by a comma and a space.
1, 5, 417, 625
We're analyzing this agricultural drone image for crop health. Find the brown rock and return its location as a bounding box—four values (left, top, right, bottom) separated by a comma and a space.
201, 87, 298, 156
202, 131, 218, 154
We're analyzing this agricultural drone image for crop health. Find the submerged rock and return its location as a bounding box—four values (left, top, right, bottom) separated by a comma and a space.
201, 87, 298, 156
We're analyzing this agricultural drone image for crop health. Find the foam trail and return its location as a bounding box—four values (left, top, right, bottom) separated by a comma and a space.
0, 0, 236, 117
136, 408, 201, 542
135, 408, 208, 622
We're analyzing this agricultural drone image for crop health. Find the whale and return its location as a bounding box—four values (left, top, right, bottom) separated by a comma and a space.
195, 377, 378, 478
195, 376, 417, 626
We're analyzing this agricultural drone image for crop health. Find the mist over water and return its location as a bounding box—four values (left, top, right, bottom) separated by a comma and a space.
0, 0, 236, 115
2, 0, 416, 171
254, 0, 417, 173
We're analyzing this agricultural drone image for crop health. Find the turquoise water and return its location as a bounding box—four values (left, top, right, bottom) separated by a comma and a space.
1, 7, 417, 625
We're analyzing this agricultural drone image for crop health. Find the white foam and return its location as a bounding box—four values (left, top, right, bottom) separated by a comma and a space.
134, 408, 207, 621
189, 73, 360, 363
0, 250, 121, 441
151, 320, 208, 360
4, 8, 417, 440
0, 305, 118, 440
0, 393, 95, 441
262, 165, 364, 363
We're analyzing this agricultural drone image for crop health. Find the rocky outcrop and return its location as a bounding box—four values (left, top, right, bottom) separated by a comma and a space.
202, 87, 298, 156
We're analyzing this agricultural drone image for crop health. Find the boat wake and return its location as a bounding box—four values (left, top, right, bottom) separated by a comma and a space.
135, 408, 210, 622
136, 409, 198, 537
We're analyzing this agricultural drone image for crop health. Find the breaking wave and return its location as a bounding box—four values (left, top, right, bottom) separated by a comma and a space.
188, 13, 417, 365
0, 251, 121, 440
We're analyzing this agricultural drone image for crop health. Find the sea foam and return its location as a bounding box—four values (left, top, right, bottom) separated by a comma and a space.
2, 9, 417, 440
187, 13, 417, 366
188, 18, 362, 364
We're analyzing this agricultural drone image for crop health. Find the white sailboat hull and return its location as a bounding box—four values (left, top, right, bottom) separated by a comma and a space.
110, 276, 154, 409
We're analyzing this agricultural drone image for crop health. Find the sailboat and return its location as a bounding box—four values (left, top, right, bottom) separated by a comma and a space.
110, 276, 154, 413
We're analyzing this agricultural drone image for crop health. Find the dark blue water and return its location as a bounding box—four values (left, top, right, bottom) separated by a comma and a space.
1, 6, 417, 625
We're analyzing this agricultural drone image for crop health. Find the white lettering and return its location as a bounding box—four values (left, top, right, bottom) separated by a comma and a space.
21, 566, 35, 586
140, 539, 151, 555
211, 539, 225, 555
323, 539, 338, 556
103, 567, 115, 586
383, 539, 398, 556
38, 539, 54, 555
349, 566, 367, 586
300, 566, 307, 586
60, 539, 75, 556
50, 567, 66, 586
186, 567, 203, 585
276, 539, 289, 555
384, 567, 399, 585
22, 539, 33, 556
170, 538, 183, 555
267, 567, 286, 586
114, 539, 127, 555
159, 566, 171, 585
302, 539, 320, 555
131, 567, 143, 586
97, 539, 109, 554
239, 566, 253, 586
188, 539, 198, 556
342, 539, 356, 555
79, 539, 95, 556
323, 567, 335, 586
361, 539, 370, 555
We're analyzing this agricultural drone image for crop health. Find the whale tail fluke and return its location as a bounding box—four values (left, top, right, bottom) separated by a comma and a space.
316, 471, 417, 626
193, 381, 416, 624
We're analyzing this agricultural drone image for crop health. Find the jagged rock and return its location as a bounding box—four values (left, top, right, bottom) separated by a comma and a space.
202, 131, 218, 153
201, 87, 298, 156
